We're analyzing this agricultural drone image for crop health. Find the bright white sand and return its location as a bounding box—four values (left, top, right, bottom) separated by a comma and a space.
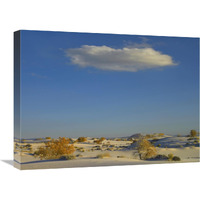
14, 137, 200, 170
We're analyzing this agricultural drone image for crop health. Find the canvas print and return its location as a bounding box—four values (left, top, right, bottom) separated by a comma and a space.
14, 30, 199, 170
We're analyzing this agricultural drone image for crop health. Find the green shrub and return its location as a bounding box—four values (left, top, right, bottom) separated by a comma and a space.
190, 130, 197, 137
168, 153, 174, 161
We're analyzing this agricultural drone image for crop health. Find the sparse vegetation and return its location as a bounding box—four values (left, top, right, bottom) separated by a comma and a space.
76, 154, 83, 158
77, 137, 87, 142
59, 155, 75, 160
137, 139, 157, 160
94, 137, 106, 144
172, 156, 181, 161
117, 155, 126, 158
153, 154, 168, 160
168, 153, 174, 161
46, 137, 51, 140
36, 138, 43, 141
96, 152, 111, 159
190, 130, 197, 138
76, 147, 85, 152
34, 137, 75, 160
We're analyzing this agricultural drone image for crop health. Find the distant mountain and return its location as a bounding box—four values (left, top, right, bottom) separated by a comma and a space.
128, 133, 143, 139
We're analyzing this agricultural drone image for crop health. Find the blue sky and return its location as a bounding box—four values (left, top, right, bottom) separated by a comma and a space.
19, 30, 199, 138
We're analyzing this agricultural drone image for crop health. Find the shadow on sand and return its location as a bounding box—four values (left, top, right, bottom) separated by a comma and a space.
1, 160, 13, 166
13, 156, 98, 165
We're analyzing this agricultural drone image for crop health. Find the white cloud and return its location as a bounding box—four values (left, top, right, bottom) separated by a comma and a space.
66, 45, 177, 72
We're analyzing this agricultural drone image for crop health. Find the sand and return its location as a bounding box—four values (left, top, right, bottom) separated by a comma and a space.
14, 136, 200, 170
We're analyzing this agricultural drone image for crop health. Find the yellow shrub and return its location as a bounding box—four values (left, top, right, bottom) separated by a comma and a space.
34, 137, 75, 160
137, 139, 157, 160
94, 139, 102, 144
168, 153, 174, 161
77, 137, 87, 142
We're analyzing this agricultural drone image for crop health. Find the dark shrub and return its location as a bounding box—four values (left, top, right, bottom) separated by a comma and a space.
154, 154, 168, 160
172, 156, 181, 161
59, 155, 75, 160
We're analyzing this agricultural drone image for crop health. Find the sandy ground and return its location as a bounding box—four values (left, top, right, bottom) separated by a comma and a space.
14, 137, 200, 170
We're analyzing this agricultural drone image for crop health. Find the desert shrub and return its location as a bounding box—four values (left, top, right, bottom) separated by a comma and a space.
172, 156, 181, 161
179, 145, 183, 148
117, 155, 126, 158
100, 137, 106, 141
76, 154, 83, 158
34, 137, 75, 160
76, 147, 85, 152
137, 139, 157, 160
116, 138, 122, 141
96, 153, 111, 159
153, 154, 168, 160
94, 137, 106, 144
132, 140, 137, 144
59, 155, 75, 160
94, 139, 102, 144
168, 153, 174, 161
145, 134, 152, 139
158, 133, 165, 137
152, 138, 159, 142
102, 144, 109, 148
36, 138, 43, 140
25, 144, 32, 148
46, 137, 51, 140
190, 130, 197, 137
77, 137, 87, 142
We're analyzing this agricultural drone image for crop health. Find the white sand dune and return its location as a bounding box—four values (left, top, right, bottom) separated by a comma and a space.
14, 136, 200, 170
